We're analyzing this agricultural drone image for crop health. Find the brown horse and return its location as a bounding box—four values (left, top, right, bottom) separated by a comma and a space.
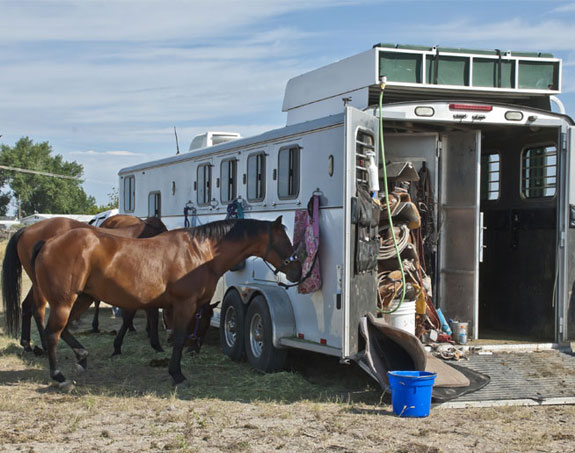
92, 214, 160, 334
1, 216, 167, 357
26, 217, 301, 386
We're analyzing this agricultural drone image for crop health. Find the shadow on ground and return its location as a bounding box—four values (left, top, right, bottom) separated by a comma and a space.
0, 307, 381, 404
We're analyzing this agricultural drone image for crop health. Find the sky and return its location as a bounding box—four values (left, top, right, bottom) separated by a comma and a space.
1, 0, 575, 209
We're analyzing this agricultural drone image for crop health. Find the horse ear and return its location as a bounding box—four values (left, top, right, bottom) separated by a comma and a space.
210, 301, 221, 309
273, 216, 283, 226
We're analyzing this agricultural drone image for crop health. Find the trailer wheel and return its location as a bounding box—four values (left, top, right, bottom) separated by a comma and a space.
220, 290, 246, 361
244, 295, 286, 373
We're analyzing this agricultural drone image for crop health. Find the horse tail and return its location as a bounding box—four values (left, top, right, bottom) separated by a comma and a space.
2, 228, 26, 337
30, 240, 46, 273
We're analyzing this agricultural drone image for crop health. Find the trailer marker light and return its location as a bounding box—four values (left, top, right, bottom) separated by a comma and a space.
415, 106, 435, 117
449, 103, 493, 112
505, 111, 523, 121
320, 338, 327, 345
298, 333, 305, 339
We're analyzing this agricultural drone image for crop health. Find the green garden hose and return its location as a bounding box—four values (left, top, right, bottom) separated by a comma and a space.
378, 81, 406, 315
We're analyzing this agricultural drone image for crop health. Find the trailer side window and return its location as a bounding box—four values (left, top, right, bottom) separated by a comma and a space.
278, 146, 300, 199
220, 158, 237, 203
197, 163, 212, 206
148, 191, 161, 218
521, 145, 557, 199
356, 130, 374, 186
480, 153, 500, 201
123, 175, 135, 212
247, 152, 266, 202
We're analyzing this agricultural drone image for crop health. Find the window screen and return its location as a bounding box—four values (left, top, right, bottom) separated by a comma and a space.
521, 145, 557, 199
220, 158, 237, 203
247, 153, 266, 202
197, 164, 212, 205
278, 146, 300, 199
480, 153, 500, 201
123, 175, 135, 212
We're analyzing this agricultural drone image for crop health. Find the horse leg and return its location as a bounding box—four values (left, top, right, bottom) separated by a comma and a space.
44, 304, 73, 385
20, 289, 35, 352
61, 328, 89, 371
112, 309, 137, 356
32, 298, 48, 352
146, 308, 163, 352
168, 303, 196, 385
91, 301, 100, 333
61, 294, 94, 370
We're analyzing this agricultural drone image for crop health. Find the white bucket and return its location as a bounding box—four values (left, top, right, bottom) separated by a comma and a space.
383, 299, 416, 335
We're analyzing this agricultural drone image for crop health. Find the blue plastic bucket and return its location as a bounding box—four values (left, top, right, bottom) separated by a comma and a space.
387, 371, 437, 417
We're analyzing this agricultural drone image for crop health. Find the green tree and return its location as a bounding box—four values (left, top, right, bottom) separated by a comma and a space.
0, 137, 96, 217
87, 187, 119, 215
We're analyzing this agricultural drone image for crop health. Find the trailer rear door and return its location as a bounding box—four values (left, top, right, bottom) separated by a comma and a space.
438, 131, 481, 339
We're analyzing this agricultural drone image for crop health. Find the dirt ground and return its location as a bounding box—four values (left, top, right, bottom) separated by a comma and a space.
1, 308, 575, 453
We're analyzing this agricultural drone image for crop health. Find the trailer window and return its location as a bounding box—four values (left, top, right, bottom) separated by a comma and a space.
481, 153, 500, 201
356, 130, 374, 186
278, 146, 300, 199
123, 175, 135, 212
521, 145, 557, 199
247, 152, 266, 202
197, 163, 212, 206
220, 158, 237, 203
148, 192, 161, 218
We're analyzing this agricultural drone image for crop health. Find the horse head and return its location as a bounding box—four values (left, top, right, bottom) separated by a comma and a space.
265, 216, 302, 283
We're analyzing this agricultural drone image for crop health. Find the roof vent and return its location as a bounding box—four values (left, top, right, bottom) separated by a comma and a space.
189, 132, 241, 152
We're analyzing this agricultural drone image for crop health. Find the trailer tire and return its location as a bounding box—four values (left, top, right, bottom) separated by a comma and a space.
244, 295, 286, 373
220, 290, 246, 361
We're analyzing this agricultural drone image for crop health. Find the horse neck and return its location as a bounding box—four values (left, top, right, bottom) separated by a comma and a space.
210, 232, 267, 275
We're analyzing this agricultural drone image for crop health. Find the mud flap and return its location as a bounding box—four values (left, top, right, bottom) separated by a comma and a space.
357, 312, 427, 390
357, 313, 490, 402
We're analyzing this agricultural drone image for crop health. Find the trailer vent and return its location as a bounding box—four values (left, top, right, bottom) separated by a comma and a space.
189, 132, 241, 152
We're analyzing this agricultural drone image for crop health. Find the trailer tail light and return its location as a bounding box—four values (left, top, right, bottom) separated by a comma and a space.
505, 111, 524, 121
449, 103, 493, 112
298, 333, 305, 339
320, 338, 327, 345
415, 106, 435, 117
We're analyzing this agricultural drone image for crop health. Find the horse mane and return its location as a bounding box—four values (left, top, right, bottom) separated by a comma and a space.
185, 219, 269, 243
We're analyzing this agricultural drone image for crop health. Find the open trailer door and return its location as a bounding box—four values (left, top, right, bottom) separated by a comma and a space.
438, 131, 481, 339
342, 106, 380, 358
564, 125, 575, 342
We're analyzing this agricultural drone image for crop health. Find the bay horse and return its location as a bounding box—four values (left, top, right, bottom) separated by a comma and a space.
92, 214, 155, 334
28, 217, 301, 387
1, 216, 167, 357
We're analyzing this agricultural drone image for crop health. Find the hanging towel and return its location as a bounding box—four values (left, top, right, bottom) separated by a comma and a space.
293, 195, 321, 294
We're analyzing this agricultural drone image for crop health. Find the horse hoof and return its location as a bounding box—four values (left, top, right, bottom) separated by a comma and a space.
91, 328, 100, 334
76, 363, 87, 373
33, 346, 44, 356
172, 375, 187, 387
59, 380, 76, 393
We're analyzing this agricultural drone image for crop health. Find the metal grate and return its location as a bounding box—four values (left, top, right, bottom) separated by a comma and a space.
447, 350, 575, 404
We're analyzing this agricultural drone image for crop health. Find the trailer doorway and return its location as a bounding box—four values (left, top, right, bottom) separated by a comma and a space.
479, 125, 560, 342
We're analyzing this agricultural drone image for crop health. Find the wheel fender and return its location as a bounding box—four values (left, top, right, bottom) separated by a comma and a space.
231, 284, 295, 348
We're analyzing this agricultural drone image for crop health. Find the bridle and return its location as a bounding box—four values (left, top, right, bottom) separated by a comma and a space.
263, 223, 298, 276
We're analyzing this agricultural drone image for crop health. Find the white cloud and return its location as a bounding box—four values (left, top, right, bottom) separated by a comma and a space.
69, 150, 143, 156
412, 18, 575, 52
549, 3, 575, 14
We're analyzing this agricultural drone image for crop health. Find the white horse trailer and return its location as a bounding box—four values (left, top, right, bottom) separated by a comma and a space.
119, 44, 575, 377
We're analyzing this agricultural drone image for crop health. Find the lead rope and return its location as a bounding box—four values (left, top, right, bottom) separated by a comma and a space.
378, 80, 407, 315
